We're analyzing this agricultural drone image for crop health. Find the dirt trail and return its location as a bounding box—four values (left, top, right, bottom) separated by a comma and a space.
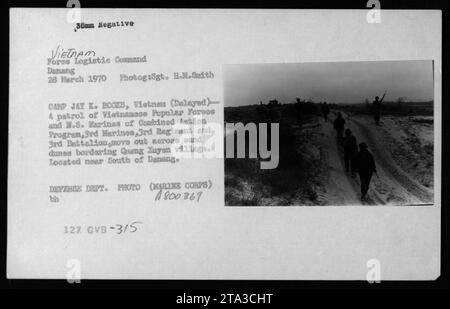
348, 115, 433, 204
316, 112, 434, 206
316, 119, 360, 205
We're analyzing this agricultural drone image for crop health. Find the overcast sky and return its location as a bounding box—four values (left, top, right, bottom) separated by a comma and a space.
224, 60, 434, 106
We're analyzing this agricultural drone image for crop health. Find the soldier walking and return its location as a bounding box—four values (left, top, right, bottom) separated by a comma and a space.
355, 142, 377, 199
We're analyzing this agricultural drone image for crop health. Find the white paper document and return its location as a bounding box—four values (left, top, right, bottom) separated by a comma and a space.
8, 8, 441, 280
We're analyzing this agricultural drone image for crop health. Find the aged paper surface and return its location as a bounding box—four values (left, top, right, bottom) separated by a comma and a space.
8, 9, 441, 280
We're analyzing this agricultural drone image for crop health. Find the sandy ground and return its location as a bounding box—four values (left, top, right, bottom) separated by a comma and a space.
224, 105, 434, 206
315, 111, 434, 206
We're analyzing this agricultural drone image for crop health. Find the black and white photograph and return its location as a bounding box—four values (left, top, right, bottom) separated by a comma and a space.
224, 60, 435, 206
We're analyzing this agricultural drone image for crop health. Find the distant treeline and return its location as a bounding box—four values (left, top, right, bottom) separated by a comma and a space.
225, 100, 433, 118
225, 101, 321, 123
335, 101, 433, 116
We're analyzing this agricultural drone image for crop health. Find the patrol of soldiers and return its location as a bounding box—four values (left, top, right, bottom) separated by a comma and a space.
257, 98, 379, 200
332, 111, 377, 200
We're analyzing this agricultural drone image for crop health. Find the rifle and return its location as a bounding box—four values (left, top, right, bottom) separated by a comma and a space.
380, 91, 387, 103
